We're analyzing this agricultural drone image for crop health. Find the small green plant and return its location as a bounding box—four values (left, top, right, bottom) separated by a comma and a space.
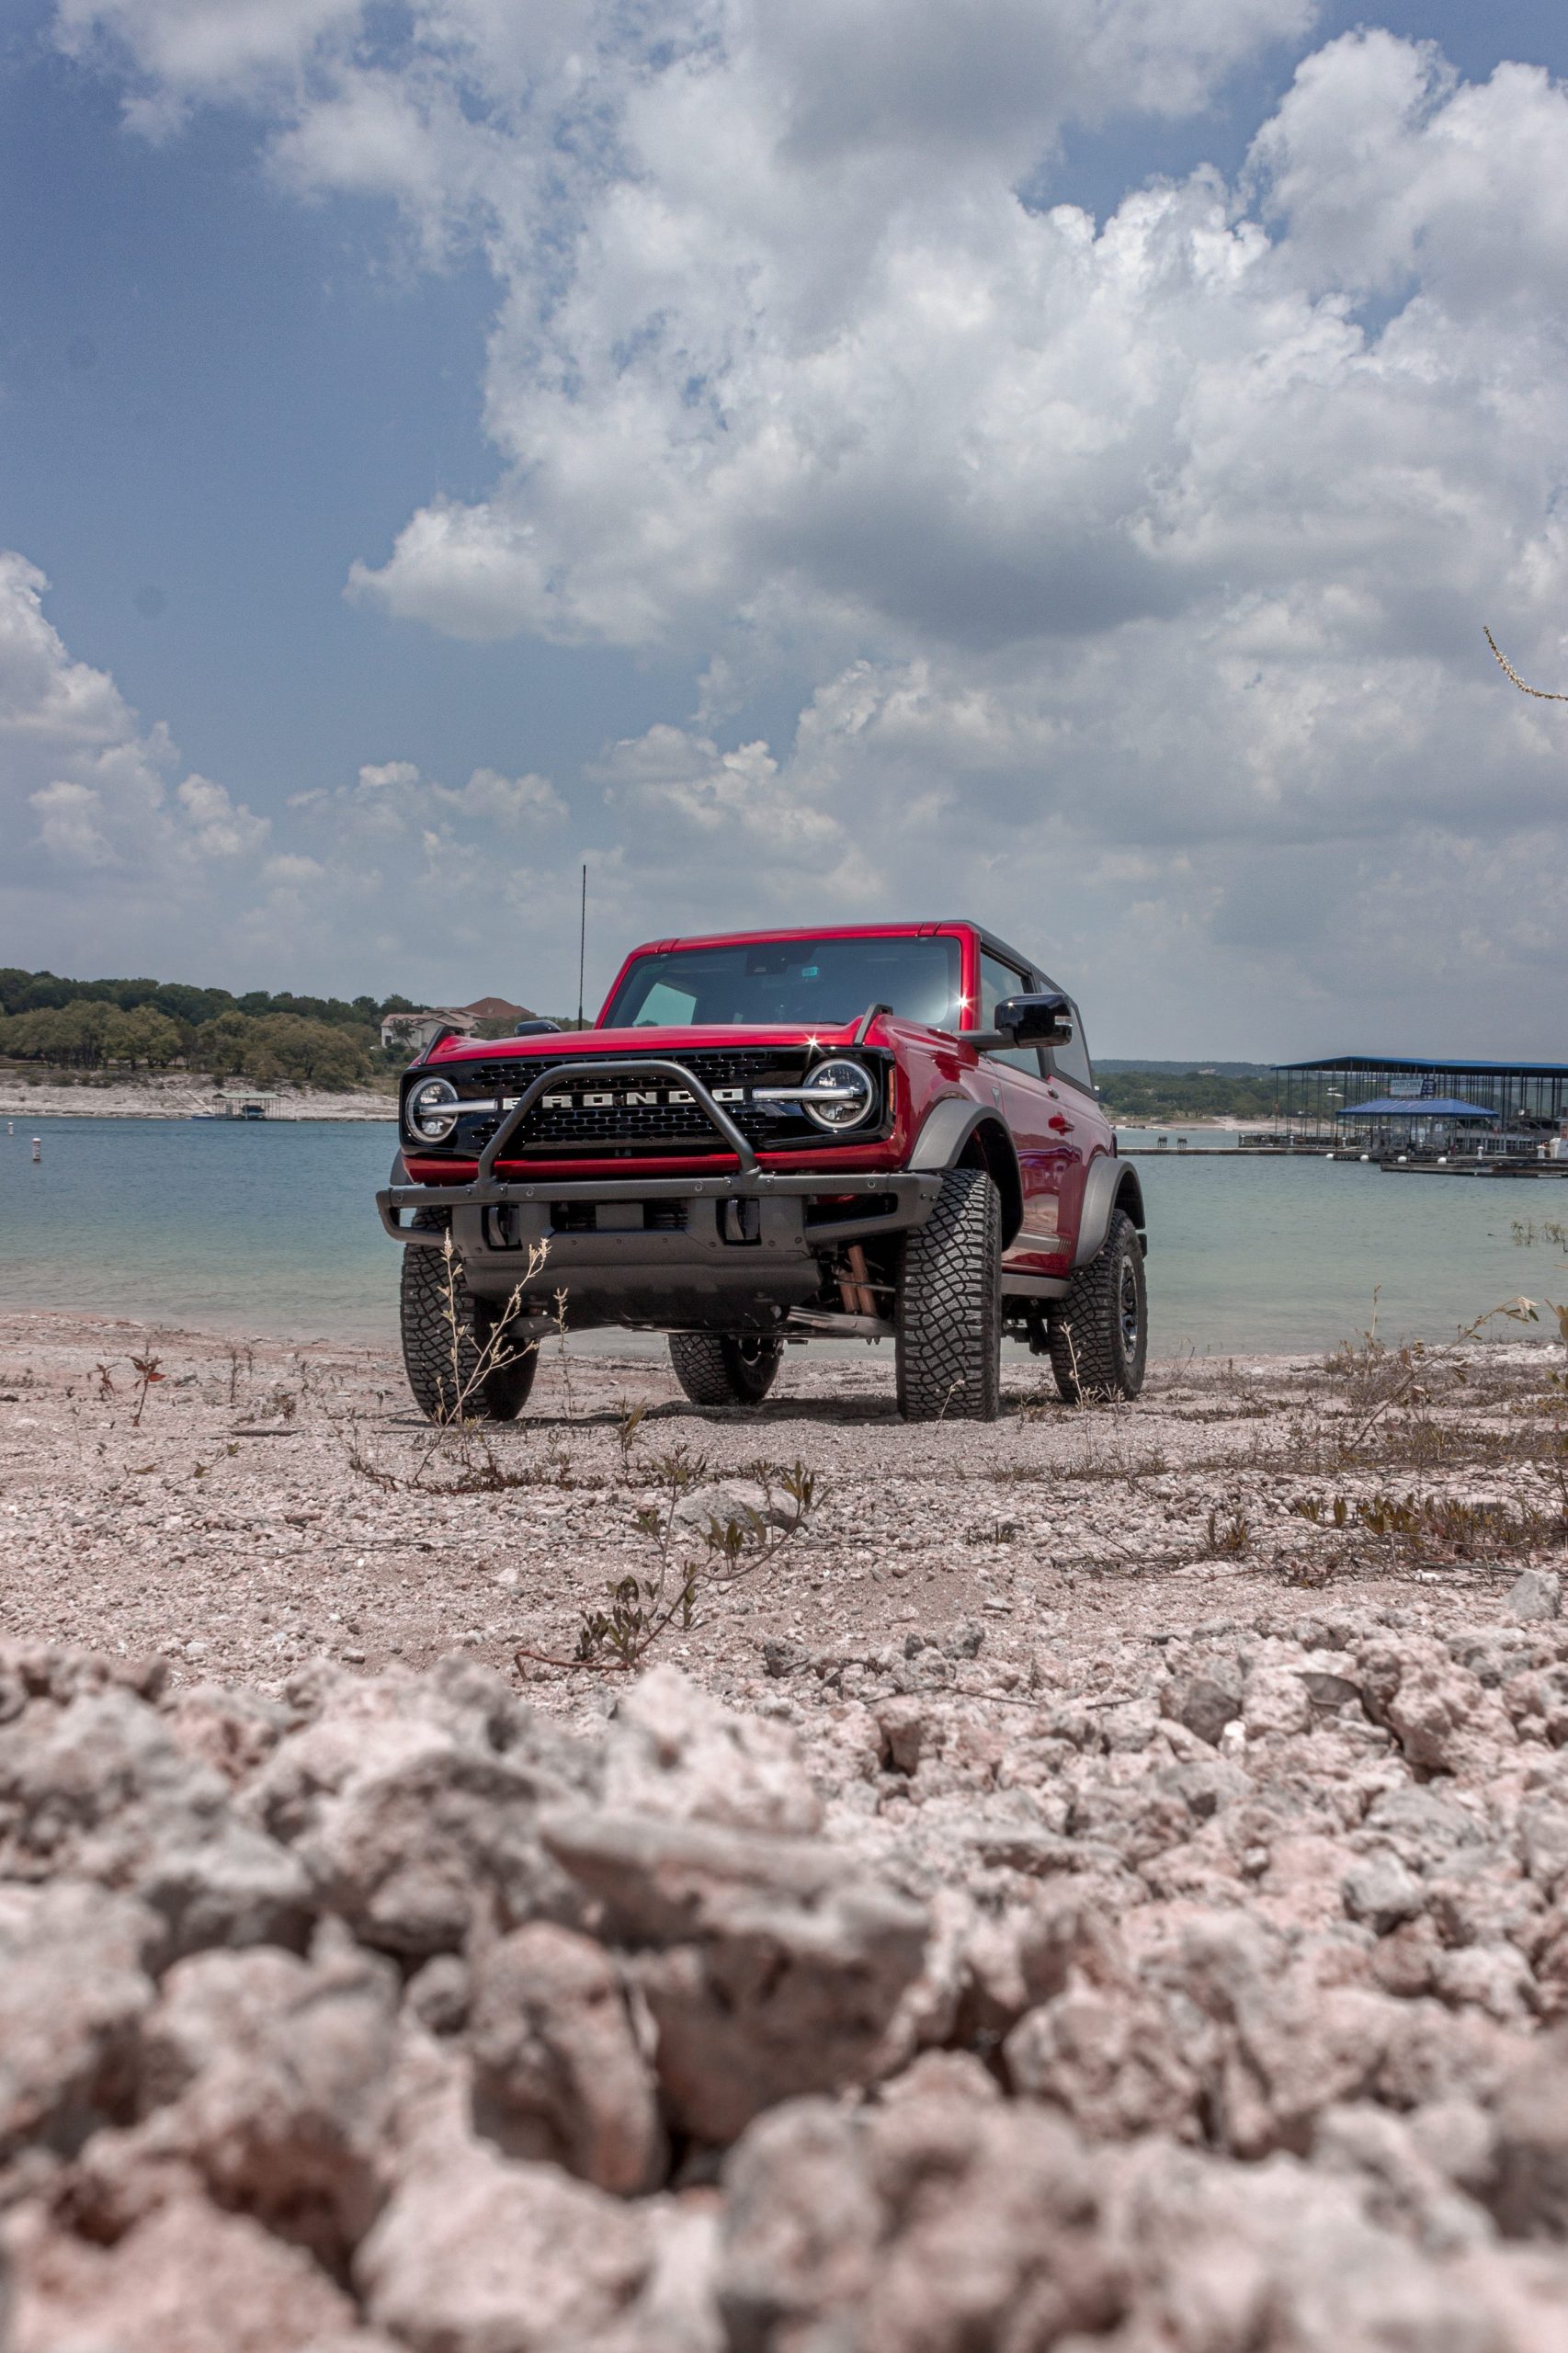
1324, 1288, 1386, 1382
312, 1237, 554, 1492
523, 1449, 821, 1673
1290, 1493, 1351, 1529
1338, 1295, 1543, 1460
1290, 1484, 1565, 1559
408, 1235, 544, 1475
1054, 1320, 1086, 1406
129, 1352, 165, 1427
550, 1285, 576, 1419
1202, 1501, 1252, 1558
614, 1399, 651, 1473
425, 1442, 583, 1495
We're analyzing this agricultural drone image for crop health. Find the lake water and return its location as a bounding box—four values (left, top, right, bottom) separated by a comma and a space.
0, 1116, 1561, 1358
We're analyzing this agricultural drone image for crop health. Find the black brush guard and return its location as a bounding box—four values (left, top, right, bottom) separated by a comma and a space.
379, 1063, 941, 1326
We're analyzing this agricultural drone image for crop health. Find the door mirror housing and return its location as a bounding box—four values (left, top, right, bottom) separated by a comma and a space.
969, 992, 1073, 1051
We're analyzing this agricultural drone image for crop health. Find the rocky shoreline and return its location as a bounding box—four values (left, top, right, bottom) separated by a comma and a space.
0, 1076, 394, 1122
1, 1308, 1566, 2346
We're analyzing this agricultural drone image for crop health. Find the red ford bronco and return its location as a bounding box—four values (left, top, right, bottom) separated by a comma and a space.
377, 921, 1146, 1422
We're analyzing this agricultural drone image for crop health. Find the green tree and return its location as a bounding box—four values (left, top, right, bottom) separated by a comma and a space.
106, 1007, 184, 1068
0, 1002, 115, 1066
12, 975, 72, 1014
149, 982, 235, 1027
247, 1016, 370, 1088
192, 1013, 261, 1079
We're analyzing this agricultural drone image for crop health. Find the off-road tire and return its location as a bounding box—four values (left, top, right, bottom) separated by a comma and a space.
895, 1165, 1002, 1421
400, 1215, 539, 1424
1048, 1206, 1146, 1403
669, 1331, 783, 1407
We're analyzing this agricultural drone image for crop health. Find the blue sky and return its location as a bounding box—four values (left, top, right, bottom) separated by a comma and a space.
4, 0, 1568, 1051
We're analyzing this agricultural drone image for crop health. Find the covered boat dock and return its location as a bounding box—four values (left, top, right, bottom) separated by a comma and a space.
1268, 1055, 1568, 1167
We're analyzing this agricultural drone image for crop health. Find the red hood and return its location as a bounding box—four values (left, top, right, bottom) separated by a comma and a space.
422, 1015, 964, 1066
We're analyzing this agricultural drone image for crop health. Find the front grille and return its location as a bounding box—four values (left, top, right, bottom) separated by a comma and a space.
460, 1050, 815, 1158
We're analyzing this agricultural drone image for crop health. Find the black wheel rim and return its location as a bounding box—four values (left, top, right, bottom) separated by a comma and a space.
1118, 1257, 1141, 1357
733, 1336, 769, 1365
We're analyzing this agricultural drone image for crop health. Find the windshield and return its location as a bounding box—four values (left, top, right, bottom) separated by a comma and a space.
604, 935, 963, 1030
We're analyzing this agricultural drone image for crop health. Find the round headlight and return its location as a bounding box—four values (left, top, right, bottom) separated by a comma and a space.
801, 1058, 876, 1131
408, 1076, 460, 1142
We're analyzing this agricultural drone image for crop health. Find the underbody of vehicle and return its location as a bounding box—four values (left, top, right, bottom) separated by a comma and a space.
377, 922, 1146, 1421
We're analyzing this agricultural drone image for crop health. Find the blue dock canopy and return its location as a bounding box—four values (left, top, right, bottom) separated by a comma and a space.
1335, 1098, 1495, 1120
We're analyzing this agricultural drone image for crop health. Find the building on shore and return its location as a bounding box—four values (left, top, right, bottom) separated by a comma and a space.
379, 996, 534, 1055
1272, 1055, 1568, 1157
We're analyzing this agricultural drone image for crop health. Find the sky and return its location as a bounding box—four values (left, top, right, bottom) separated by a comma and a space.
3, 0, 1568, 1055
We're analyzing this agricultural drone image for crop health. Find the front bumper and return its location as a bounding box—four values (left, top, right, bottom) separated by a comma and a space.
376, 1168, 938, 1327
379, 1164, 937, 1241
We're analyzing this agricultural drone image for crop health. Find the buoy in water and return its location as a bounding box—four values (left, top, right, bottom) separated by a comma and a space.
31, 1136, 41, 1163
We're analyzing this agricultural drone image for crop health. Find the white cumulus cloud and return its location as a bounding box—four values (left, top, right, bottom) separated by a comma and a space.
0, 552, 276, 968
45, 3, 1568, 1046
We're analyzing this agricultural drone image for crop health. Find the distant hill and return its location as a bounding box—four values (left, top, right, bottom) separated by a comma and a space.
1096, 1059, 1276, 1076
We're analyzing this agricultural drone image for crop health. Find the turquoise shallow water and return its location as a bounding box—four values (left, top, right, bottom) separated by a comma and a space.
0, 1117, 1560, 1357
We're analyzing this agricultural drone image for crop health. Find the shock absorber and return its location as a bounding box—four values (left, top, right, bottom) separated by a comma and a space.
835, 1243, 877, 1318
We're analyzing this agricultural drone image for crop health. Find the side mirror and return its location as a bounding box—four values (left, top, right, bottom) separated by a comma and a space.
971, 992, 1073, 1050
514, 1017, 563, 1036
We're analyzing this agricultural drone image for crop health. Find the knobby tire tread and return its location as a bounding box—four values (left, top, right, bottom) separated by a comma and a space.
400, 1213, 537, 1424
669, 1332, 783, 1407
1048, 1206, 1146, 1404
896, 1165, 1002, 1421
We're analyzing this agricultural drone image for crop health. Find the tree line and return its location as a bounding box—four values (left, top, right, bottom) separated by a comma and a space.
0, 967, 429, 1089
1094, 1068, 1278, 1122
0, 967, 417, 1030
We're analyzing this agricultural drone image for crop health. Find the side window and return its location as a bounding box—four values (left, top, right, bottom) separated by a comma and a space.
978, 951, 1045, 1076
1049, 1002, 1095, 1095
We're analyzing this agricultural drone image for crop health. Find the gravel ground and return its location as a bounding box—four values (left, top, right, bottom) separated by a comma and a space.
2, 1307, 1563, 1715
2, 1308, 1568, 2347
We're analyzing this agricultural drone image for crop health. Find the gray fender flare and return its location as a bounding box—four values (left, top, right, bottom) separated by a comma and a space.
390, 1147, 408, 1187
908, 1099, 1024, 1245
1073, 1155, 1146, 1270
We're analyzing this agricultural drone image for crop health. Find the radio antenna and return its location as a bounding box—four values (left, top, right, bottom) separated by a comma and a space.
575, 863, 587, 1029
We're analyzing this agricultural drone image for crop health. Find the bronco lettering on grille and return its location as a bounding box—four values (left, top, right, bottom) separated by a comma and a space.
536, 1085, 746, 1109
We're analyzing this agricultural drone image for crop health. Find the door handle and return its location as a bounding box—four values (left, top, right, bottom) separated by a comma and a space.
1048, 1113, 1070, 1133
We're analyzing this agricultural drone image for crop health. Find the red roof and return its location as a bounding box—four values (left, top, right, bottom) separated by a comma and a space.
461, 995, 531, 1022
